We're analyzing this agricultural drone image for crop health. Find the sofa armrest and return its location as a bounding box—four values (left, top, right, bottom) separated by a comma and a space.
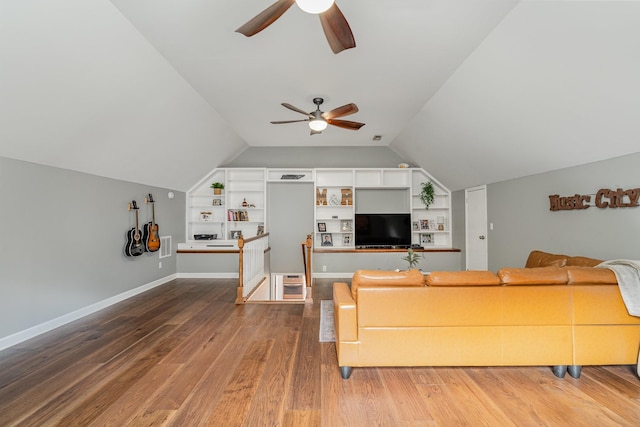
333, 282, 358, 342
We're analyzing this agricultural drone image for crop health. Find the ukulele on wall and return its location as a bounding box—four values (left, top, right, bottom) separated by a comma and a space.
124, 200, 144, 257
143, 193, 161, 252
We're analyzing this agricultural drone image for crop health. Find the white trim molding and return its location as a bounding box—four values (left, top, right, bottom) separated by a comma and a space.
0, 274, 177, 352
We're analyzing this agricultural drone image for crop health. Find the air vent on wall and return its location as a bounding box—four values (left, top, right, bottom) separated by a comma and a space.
159, 236, 172, 259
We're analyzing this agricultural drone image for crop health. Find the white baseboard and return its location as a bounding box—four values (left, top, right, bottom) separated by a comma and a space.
313, 272, 354, 279
176, 272, 239, 279
0, 274, 177, 352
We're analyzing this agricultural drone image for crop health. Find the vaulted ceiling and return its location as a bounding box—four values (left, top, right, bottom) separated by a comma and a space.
1, 1, 639, 191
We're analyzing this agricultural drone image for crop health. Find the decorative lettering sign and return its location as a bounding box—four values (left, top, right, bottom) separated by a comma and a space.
549, 188, 640, 211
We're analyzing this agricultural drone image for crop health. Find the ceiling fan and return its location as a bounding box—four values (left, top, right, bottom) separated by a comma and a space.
271, 97, 365, 135
236, 0, 356, 54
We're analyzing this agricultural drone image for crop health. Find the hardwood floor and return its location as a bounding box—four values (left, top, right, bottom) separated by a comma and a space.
1, 278, 639, 426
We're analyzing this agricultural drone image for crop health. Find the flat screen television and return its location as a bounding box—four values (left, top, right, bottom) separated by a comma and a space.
354, 213, 412, 248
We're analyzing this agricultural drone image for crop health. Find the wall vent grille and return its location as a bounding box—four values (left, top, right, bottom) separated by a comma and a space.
159, 236, 172, 259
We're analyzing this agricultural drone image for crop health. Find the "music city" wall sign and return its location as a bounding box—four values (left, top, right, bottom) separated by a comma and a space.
549, 187, 640, 211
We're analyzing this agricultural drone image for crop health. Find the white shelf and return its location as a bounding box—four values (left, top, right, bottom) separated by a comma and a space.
185, 167, 451, 250
186, 168, 266, 242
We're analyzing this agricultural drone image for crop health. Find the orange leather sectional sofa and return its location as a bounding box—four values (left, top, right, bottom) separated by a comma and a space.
332, 250, 640, 379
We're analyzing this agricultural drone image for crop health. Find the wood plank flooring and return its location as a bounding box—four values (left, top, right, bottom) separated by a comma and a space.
1, 278, 639, 426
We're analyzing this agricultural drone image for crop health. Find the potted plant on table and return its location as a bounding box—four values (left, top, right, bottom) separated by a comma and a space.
210, 182, 224, 195
402, 248, 423, 270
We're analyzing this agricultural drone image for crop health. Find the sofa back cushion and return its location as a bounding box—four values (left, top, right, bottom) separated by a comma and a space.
566, 266, 617, 285
525, 250, 568, 268
426, 270, 500, 286
351, 269, 424, 301
566, 256, 603, 267
498, 267, 569, 285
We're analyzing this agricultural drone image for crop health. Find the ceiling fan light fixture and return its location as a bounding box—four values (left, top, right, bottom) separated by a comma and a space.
309, 118, 328, 132
295, 0, 335, 14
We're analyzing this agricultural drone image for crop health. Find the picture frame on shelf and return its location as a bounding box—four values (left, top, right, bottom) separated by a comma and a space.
212, 199, 222, 206
321, 233, 333, 246
412, 221, 419, 231
256, 225, 264, 236
230, 230, 242, 240
420, 233, 434, 246
342, 234, 352, 245
317, 222, 326, 232
340, 220, 352, 232
420, 219, 429, 230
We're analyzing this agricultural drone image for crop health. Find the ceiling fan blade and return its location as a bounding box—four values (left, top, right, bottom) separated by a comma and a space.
319, 3, 356, 54
271, 119, 310, 124
282, 103, 312, 117
322, 103, 358, 120
236, 0, 296, 37
327, 119, 365, 130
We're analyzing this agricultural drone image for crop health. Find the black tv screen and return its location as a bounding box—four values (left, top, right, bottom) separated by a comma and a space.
355, 213, 412, 248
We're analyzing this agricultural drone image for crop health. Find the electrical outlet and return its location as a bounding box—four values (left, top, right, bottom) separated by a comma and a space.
159, 261, 162, 269
322, 265, 327, 272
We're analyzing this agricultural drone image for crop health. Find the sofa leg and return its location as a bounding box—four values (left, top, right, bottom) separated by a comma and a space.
568, 365, 582, 378
552, 365, 567, 378
340, 366, 352, 379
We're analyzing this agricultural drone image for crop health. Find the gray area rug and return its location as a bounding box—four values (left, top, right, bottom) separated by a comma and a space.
319, 300, 335, 342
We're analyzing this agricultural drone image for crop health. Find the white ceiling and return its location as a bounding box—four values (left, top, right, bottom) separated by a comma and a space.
1, 1, 639, 191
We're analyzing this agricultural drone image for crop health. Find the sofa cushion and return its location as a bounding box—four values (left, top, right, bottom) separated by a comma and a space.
498, 267, 569, 285
566, 266, 617, 285
351, 269, 424, 301
525, 250, 568, 268
566, 256, 603, 267
426, 271, 500, 286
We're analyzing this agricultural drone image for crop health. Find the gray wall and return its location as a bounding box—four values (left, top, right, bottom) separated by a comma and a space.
267, 182, 314, 273
486, 152, 640, 271
225, 146, 408, 168
450, 189, 466, 270
355, 188, 410, 213
0, 157, 185, 342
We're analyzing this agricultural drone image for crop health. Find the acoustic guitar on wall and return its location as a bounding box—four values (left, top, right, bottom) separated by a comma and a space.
124, 200, 144, 257
143, 193, 161, 252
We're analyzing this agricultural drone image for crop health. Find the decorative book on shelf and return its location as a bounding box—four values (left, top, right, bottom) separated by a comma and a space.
227, 210, 250, 221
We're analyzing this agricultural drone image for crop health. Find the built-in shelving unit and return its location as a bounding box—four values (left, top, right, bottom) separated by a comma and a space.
410, 169, 451, 248
185, 168, 266, 245
313, 168, 451, 250
315, 169, 355, 250
183, 166, 451, 251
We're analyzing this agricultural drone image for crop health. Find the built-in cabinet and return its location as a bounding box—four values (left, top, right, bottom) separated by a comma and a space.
313, 168, 451, 250
186, 168, 266, 243
410, 170, 451, 248
183, 167, 451, 250
315, 169, 355, 249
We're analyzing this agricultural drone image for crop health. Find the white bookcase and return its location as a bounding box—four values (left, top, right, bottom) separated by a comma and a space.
313, 168, 451, 250
183, 167, 451, 250
315, 169, 355, 250
185, 168, 266, 244
410, 169, 451, 248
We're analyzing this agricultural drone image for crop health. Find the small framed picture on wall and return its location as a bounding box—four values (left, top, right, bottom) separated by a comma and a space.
318, 222, 326, 232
